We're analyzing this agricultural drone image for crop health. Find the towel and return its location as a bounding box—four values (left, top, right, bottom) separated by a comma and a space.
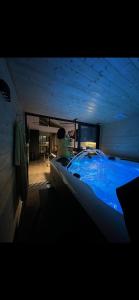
14, 121, 28, 202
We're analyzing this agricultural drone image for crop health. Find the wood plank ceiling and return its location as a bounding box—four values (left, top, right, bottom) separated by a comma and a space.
6, 57, 139, 124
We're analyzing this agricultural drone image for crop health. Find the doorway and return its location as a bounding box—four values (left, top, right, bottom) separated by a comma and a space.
25, 112, 100, 187
26, 113, 77, 187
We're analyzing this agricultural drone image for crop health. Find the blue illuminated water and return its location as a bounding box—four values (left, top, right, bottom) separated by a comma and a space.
68, 152, 139, 214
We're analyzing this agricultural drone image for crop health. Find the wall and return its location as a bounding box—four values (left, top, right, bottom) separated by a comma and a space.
100, 115, 139, 161
29, 130, 39, 160
27, 115, 59, 133
0, 58, 23, 242
50, 134, 57, 153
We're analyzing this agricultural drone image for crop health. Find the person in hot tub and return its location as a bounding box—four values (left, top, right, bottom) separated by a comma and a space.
56, 127, 73, 166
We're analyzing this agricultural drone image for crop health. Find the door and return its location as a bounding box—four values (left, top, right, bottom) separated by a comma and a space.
29, 129, 39, 161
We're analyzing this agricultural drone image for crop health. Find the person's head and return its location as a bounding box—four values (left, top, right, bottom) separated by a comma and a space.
57, 127, 66, 139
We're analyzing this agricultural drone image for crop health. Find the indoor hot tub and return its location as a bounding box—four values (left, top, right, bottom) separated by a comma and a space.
50, 149, 139, 243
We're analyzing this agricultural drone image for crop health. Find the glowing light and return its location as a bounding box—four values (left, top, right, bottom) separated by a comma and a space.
68, 151, 139, 214
81, 142, 96, 149
114, 113, 128, 120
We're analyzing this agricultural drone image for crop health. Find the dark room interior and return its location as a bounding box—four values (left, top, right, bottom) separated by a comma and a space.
0, 57, 139, 244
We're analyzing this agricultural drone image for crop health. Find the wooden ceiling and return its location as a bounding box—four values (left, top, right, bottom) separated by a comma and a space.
6, 57, 139, 124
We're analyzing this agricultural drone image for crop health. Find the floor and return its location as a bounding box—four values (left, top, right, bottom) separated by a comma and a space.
27, 159, 51, 205
29, 159, 50, 185
14, 159, 51, 242
14, 158, 106, 244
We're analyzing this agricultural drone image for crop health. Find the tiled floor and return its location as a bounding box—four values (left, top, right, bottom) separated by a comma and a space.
27, 159, 51, 207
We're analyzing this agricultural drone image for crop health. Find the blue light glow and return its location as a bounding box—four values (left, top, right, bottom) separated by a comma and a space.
68, 150, 139, 214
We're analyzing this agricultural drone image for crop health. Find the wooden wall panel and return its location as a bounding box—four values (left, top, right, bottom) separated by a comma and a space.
100, 115, 139, 161
7, 58, 139, 124
0, 58, 24, 242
